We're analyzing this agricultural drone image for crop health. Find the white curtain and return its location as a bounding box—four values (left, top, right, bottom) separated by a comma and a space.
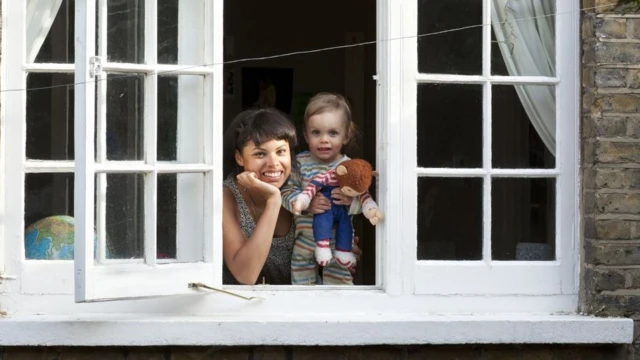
26, 0, 63, 62
491, 0, 556, 155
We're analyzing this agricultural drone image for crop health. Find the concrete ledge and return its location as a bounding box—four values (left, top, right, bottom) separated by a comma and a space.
0, 313, 633, 346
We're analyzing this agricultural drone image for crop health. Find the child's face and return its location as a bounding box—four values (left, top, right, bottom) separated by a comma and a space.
235, 139, 292, 188
304, 111, 349, 163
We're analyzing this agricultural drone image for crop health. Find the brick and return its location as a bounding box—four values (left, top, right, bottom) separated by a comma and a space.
594, 68, 627, 87
585, 267, 626, 290
631, 19, 640, 39
587, 294, 640, 317
252, 347, 288, 360
583, 140, 597, 164
596, 192, 640, 214
596, 141, 640, 163
595, 169, 626, 189
596, 219, 640, 239
583, 115, 596, 139
583, 90, 597, 114
56, 348, 125, 360
628, 118, 640, 138
585, 240, 640, 266
629, 70, 640, 89
629, 169, 640, 188
584, 166, 596, 190
595, 0, 619, 13
520, 348, 554, 360
125, 348, 167, 360
598, 94, 640, 113
627, 269, 640, 288
596, 19, 628, 39
594, 116, 628, 137
595, 42, 640, 64
582, 14, 596, 40
406, 346, 478, 359
293, 346, 405, 360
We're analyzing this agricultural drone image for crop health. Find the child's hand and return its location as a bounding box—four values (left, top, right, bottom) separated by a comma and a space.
364, 207, 384, 225
292, 195, 311, 215
309, 193, 331, 214
332, 188, 353, 206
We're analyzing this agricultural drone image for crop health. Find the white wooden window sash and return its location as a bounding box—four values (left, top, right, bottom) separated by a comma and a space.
73, 0, 224, 302
396, 0, 579, 296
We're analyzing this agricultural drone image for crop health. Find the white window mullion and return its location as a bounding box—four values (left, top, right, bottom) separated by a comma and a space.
416, 74, 559, 85
74, 0, 97, 303
2, 0, 27, 295
556, 0, 580, 295
144, 0, 158, 266
482, 0, 493, 264
207, 0, 224, 285
96, 0, 108, 263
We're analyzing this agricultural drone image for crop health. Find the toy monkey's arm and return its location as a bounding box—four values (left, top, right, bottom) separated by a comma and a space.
358, 191, 384, 225
291, 170, 333, 215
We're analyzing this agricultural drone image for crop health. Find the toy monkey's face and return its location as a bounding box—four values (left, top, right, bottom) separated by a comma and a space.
340, 186, 361, 197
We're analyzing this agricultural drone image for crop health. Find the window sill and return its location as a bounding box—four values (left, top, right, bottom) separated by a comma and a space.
0, 313, 632, 346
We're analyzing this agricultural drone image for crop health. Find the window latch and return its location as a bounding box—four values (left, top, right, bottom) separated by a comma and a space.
0, 272, 17, 281
89, 56, 103, 78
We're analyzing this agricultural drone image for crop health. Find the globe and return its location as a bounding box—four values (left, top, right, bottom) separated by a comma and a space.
25, 215, 100, 260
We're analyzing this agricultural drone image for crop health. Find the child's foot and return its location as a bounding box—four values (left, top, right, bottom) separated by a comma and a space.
335, 250, 356, 268
315, 239, 332, 266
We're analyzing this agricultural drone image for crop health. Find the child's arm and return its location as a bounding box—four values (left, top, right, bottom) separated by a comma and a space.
291, 171, 332, 215
281, 168, 302, 213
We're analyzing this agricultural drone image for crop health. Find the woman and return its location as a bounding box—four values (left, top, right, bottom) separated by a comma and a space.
222, 108, 297, 285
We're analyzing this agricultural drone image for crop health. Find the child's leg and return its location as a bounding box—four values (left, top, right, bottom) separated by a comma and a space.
322, 256, 354, 285
291, 217, 318, 285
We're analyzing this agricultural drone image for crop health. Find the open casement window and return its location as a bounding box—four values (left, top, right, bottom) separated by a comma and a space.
388, 0, 579, 299
72, 0, 223, 302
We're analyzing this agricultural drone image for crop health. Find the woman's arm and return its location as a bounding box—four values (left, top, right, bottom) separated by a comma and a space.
222, 187, 282, 285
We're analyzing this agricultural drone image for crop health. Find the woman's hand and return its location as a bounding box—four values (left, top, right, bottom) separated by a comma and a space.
308, 193, 331, 214
348, 235, 362, 275
236, 171, 281, 201
331, 188, 353, 206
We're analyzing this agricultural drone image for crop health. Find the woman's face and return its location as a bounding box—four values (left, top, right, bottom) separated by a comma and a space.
235, 139, 292, 188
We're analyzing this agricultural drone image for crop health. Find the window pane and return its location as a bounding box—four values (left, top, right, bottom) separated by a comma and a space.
158, 75, 205, 162
32, 0, 74, 63
107, 0, 144, 63
418, 0, 482, 75
417, 84, 482, 168
492, 85, 555, 169
106, 173, 144, 259
158, 0, 204, 65
25, 173, 75, 260
491, 1, 556, 77
492, 178, 555, 261
157, 173, 205, 262
417, 177, 483, 260
26, 73, 74, 160
106, 73, 144, 161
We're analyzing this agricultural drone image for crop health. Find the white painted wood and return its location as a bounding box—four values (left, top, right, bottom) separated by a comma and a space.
0, 0, 27, 298
23, 161, 214, 173
96, 0, 108, 264
482, 0, 492, 262
73, 0, 97, 303
0, 289, 585, 317
176, 1, 206, 263
378, 0, 411, 295
208, 0, 224, 284
0, 314, 632, 346
556, 0, 580, 295
22, 63, 74, 72
101, 63, 214, 75
416, 74, 559, 85
408, 0, 577, 298
143, 0, 158, 267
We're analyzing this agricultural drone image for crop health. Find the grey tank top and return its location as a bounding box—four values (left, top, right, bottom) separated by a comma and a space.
222, 174, 295, 285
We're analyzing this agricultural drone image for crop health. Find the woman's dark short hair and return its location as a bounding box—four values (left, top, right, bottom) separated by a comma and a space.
223, 108, 298, 177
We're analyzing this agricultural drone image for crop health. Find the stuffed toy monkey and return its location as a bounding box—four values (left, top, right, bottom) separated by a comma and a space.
291, 159, 383, 268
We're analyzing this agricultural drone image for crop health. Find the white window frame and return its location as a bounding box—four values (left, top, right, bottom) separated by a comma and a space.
0, 0, 632, 346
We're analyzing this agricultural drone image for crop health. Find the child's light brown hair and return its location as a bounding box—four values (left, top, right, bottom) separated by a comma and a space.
303, 93, 358, 152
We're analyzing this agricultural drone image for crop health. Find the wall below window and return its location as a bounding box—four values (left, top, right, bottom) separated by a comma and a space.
0, 345, 632, 359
